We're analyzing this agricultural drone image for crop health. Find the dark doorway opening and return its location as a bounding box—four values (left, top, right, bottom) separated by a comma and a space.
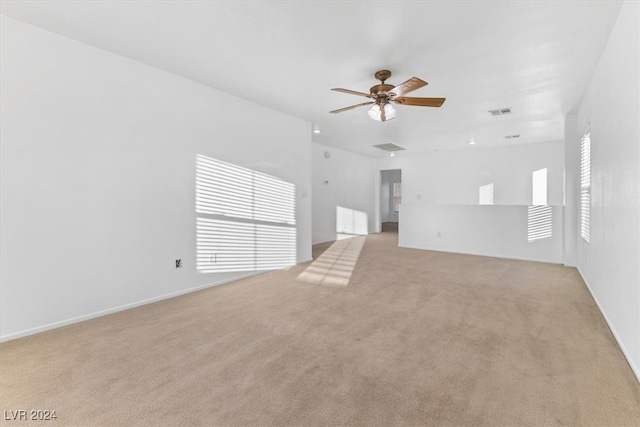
380, 169, 401, 234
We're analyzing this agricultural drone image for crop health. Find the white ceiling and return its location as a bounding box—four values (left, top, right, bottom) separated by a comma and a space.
0, 1, 622, 157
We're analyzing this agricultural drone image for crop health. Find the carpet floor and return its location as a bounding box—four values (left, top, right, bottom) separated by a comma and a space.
1, 231, 639, 426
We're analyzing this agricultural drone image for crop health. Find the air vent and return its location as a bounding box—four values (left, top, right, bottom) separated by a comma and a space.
373, 143, 406, 152
488, 107, 512, 116
504, 134, 520, 139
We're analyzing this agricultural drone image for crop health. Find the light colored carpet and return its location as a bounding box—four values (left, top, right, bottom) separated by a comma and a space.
1, 232, 639, 426
381, 222, 398, 233
297, 236, 366, 287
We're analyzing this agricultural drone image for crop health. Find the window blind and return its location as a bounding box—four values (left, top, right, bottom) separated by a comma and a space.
580, 132, 591, 243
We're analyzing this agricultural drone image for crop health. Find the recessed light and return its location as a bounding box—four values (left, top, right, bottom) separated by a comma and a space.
313, 129, 321, 134
390, 152, 395, 157
468, 140, 476, 145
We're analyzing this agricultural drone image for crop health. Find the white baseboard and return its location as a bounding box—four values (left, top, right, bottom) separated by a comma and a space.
397, 243, 563, 265
577, 267, 640, 384
312, 239, 335, 246
0, 271, 262, 343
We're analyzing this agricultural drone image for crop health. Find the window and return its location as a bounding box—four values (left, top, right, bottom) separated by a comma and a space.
580, 131, 591, 243
532, 168, 547, 206
393, 182, 402, 212
479, 183, 494, 205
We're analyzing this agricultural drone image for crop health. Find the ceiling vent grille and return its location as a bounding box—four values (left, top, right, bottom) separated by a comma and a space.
504, 134, 520, 139
373, 143, 406, 152
489, 107, 512, 116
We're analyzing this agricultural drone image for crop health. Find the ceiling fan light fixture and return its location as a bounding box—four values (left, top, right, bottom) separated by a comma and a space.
384, 103, 396, 120
367, 104, 380, 120
368, 103, 396, 121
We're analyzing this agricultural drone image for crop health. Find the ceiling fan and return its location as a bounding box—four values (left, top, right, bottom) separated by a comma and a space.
330, 70, 446, 122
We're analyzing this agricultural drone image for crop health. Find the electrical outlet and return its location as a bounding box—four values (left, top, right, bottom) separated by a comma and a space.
175, 259, 182, 269
437, 231, 442, 238
209, 254, 217, 264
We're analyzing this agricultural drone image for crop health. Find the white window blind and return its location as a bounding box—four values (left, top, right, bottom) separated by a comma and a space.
580, 132, 591, 243
393, 182, 402, 212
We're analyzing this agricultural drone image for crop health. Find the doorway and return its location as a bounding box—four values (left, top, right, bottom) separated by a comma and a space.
380, 169, 402, 233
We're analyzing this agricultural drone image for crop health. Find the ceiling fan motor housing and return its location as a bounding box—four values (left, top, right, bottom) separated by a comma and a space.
372, 70, 395, 103
370, 84, 396, 100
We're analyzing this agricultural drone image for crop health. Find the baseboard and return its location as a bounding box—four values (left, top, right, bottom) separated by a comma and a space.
397, 243, 563, 265
0, 271, 262, 343
312, 233, 373, 247
577, 267, 640, 384
312, 239, 336, 246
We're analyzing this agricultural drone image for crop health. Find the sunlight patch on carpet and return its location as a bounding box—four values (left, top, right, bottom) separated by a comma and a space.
297, 236, 366, 287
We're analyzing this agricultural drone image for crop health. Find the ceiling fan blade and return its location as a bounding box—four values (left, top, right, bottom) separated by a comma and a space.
393, 97, 446, 107
387, 77, 427, 97
329, 101, 375, 114
331, 88, 372, 98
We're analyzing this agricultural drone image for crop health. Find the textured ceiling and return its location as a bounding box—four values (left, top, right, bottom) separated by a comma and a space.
0, 1, 622, 157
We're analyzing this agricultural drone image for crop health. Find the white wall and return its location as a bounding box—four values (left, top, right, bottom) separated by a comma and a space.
0, 17, 312, 341
380, 169, 401, 223
400, 204, 563, 263
377, 142, 564, 261
574, 1, 640, 380
312, 143, 376, 244
563, 114, 579, 267
378, 141, 564, 206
